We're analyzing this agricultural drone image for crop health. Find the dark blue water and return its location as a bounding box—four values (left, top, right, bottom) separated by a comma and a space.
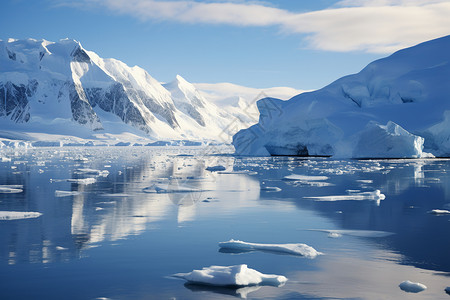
0, 147, 449, 299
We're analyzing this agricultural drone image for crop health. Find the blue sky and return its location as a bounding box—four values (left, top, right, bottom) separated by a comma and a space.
2, 0, 450, 90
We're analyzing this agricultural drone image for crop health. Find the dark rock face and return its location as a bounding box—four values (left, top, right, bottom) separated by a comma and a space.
0, 81, 33, 123
71, 46, 91, 64
69, 83, 102, 130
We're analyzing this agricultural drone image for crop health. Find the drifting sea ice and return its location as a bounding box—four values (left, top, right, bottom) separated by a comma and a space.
173, 264, 287, 287
0, 185, 23, 193
218, 239, 322, 258
74, 168, 109, 177
399, 280, 427, 293
0, 211, 42, 220
55, 190, 81, 197
304, 190, 385, 202
260, 186, 282, 192
428, 209, 450, 215
283, 174, 329, 181
142, 183, 203, 193
51, 178, 97, 185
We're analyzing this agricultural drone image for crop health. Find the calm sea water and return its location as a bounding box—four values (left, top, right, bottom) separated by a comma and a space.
0, 147, 449, 300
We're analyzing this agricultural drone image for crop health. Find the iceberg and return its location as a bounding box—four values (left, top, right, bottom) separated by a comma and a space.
218, 239, 322, 258
55, 190, 81, 197
233, 35, 450, 158
353, 122, 426, 158
173, 264, 287, 287
0, 211, 42, 220
399, 280, 427, 293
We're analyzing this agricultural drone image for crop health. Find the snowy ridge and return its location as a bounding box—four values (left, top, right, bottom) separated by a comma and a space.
233, 35, 450, 158
0, 38, 275, 144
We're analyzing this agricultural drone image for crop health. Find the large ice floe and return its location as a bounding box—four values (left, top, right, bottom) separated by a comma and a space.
0, 211, 42, 220
173, 264, 287, 287
399, 280, 427, 293
218, 239, 322, 258
233, 35, 450, 158
304, 190, 386, 202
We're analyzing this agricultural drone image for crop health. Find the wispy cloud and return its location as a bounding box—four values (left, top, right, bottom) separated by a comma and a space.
54, 0, 450, 53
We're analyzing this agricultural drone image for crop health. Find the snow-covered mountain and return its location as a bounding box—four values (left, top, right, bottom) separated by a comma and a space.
233, 35, 450, 158
1, 38, 297, 146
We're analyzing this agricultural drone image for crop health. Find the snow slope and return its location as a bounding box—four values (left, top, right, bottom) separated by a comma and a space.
1, 38, 290, 145
233, 35, 450, 158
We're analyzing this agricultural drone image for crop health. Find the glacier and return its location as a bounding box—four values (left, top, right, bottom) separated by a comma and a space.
233, 35, 450, 158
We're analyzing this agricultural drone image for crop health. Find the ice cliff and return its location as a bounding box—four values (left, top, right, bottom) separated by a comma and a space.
233, 35, 450, 158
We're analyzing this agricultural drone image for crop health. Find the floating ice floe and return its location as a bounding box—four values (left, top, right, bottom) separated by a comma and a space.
304, 190, 385, 202
100, 193, 132, 197
283, 174, 329, 181
399, 280, 427, 293
427, 209, 450, 215
173, 264, 287, 287
51, 178, 97, 185
0, 185, 23, 193
55, 190, 81, 197
142, 184, 203, 194
309, 229, 395, 238
206, 165, 227, 172
260, 186, 282, 192
218, 239, 322, 258
0, 211, 42, 220
74, 168, 109, 177
56, 246, 68, 251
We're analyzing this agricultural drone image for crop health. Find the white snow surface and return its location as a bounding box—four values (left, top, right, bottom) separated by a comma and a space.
399, 280, 427, 293
218, 239, 322, 258
173, 264, 287, 287
0, 38, 297, 146
233, 35, 450, 158
0, 211, 42, 220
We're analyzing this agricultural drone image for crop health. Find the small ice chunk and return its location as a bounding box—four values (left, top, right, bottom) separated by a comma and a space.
55, 190, 81, 197
399, 280, 427, 293
56, 246, 68, 251
304, 190, 385, 202
428, 209, 450, 215
173, 264, 287, 287
74, 169, 109, 177
67, 178, 97, 185
356, 180, 373, 184
0, 211, 42, 220
283, 174, 329, 181
328, 232, 342, 238
206, 165, 226, 172
0, 185, 23, 193
261, 186, 282, 192
218, 239, 322, 258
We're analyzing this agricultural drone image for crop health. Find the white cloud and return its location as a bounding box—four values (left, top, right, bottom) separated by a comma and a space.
58, 0, 450, 53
